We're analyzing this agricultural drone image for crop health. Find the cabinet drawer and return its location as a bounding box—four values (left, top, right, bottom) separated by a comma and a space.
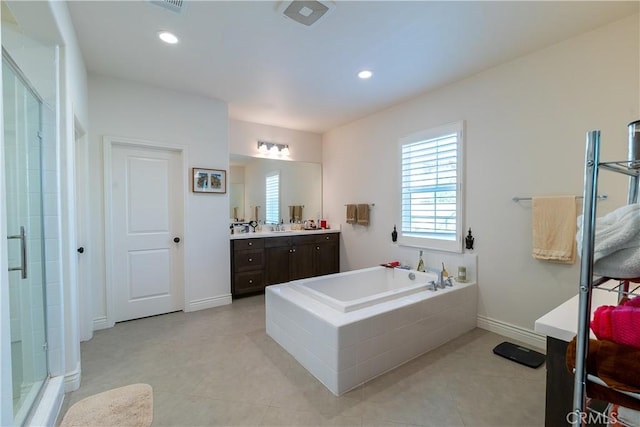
264, 237, 291, 248
233, 238, 264, 251
234, 271, 265, 294
316, 233, 339, 243
292, 235, 317, 246
234, 249, 264, 272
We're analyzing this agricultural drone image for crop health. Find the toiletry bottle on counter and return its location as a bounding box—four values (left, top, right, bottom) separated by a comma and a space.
458, 266, 467, 281
417, 251, 425, 272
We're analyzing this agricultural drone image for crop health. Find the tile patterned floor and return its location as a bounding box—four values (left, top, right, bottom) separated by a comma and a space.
60, 295, 546, 426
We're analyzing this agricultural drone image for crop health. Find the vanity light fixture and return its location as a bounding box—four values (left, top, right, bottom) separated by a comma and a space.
358, 70, 373, 79
158, 31, 179, 44
257, 141, 290, 157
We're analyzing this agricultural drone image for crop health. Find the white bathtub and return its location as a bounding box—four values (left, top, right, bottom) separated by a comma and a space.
266, 266, 477, 396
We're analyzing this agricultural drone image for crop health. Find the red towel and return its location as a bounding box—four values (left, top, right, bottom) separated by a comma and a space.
591, 305, 615, 341
612, 307, 640, 349
591, 296, 640, 349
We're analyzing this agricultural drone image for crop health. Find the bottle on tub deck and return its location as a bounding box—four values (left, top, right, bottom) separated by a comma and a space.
441, 262, 449, 278
417, 250, 425, 272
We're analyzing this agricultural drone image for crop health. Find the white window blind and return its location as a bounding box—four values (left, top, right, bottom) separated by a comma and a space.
265, 172, 280, 224
399, 122, 463, 252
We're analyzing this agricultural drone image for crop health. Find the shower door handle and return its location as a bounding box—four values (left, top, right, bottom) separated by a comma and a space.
7, 226, 27, 279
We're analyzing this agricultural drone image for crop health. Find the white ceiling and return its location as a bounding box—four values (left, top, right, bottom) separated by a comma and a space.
67, 1, 639, 134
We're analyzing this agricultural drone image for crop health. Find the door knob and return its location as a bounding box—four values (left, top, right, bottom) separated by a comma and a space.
173, 237, 181, 243
77, 247, 85, 254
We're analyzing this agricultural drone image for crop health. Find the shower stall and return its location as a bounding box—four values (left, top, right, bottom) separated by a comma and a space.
3, 51, 49, 426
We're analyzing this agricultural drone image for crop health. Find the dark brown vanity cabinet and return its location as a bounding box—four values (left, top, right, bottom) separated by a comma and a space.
314, 233, 339, 276
230, 238, 265, 296
231, 232, 340, 297
265, 235, 316, 285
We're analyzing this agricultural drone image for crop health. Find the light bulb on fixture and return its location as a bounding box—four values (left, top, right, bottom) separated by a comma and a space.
257, 141, 290, 156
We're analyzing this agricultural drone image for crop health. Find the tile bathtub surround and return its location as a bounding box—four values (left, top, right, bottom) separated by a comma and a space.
60, 295, 545, 426
266, 282, 478, 395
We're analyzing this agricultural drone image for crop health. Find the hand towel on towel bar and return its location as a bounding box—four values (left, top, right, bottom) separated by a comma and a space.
357, 204, 370, 226
346, 204, 357, 224
532, 196, 577, 264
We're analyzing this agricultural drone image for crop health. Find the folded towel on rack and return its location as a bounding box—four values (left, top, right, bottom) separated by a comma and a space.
577, 203, 640, 278
588, 247, 640, 280
591, 305, 615, 343
591, 297, 640, 349
346, 204, 357, 224
532, 196, 577, 264
357, 204, 370, 226
612, 307, 640, 350
566, 337, 640, 395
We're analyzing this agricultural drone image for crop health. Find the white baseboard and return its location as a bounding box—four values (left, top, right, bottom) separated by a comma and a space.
187, 294, 232, 312
93, 316, 109, 331
477, 315, 546, 351
64, 361, 81, 393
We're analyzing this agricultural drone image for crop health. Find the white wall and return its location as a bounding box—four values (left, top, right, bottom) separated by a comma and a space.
322, 15, 640, 341
88, 74, 229, 326
229, 119, 322, 163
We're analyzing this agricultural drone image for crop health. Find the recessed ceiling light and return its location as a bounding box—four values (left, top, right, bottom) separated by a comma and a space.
358, 70, 373, 79
158, 31, 179, 44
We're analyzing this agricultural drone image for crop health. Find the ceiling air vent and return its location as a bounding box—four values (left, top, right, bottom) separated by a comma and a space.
278, 1, 335, 27
148, 0, 185, 14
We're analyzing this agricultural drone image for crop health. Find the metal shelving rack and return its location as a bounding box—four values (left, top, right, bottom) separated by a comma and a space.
573, 120, 640, 421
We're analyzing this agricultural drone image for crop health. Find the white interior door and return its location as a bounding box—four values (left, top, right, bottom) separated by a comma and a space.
74, 123, 92, 340
108, 142, 184, 322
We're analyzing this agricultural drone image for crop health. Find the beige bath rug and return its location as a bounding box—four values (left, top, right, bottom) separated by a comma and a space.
60, 383, 153, 427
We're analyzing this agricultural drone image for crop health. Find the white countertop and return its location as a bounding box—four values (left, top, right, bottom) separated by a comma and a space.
534, 281, 620, 342
230, 228, 340, 240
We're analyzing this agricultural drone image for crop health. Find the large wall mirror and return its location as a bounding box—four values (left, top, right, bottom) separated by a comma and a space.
229, 154, 322, 224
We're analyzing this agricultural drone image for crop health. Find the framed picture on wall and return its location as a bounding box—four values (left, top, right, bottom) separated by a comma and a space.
192, 168, 226, 193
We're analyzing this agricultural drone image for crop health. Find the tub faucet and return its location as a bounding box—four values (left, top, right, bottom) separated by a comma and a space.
428, 269, 445, 289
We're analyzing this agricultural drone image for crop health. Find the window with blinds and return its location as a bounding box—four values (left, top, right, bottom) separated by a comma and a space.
265, 172, 280, 224
399, 121, 464, 252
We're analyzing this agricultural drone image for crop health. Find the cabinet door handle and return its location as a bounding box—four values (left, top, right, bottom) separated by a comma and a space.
316, 246, 320, 250
249, 279, 253, 284
248, 242, 253, 246
326, 236, 330, 240
248, 258, 253, 262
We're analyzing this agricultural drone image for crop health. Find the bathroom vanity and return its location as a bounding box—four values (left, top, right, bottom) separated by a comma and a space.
230, 230, 340, 297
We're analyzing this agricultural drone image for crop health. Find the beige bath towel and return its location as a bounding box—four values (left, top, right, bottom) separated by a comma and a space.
357, 204, 370, 226
293, 205, 303, 222
346, 204, 357, 224
532, 196, 577, 264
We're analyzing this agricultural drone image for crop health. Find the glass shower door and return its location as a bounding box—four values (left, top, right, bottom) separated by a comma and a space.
3, 55, 48, 425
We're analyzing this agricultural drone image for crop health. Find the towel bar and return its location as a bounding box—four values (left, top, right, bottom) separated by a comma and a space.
512, 194, 607, 202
